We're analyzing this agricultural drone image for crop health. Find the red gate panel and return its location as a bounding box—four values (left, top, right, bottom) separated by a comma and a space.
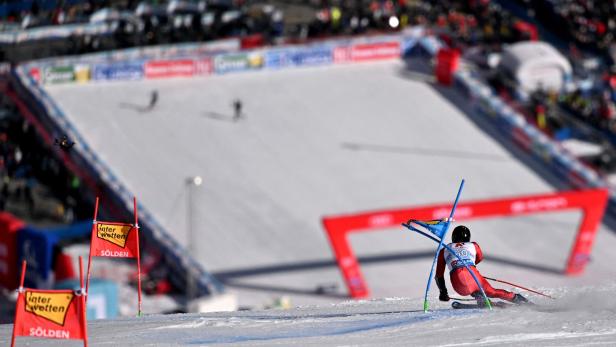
322, 189, 608, 298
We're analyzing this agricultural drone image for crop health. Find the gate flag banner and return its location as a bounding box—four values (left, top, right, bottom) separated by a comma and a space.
408, 219, 448, 239
11, 259, 88, 347
86, 197, 143, 316
90, 221, 138, 258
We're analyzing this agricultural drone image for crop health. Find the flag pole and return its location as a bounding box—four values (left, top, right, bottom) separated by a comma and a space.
134, 197, 143, 317
86, 197, 99, 300
79, 256, 88, 347
422, 179, 465, 312
10, 260, 26, 347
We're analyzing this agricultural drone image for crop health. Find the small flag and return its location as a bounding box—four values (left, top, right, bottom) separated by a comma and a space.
89, 222, 138, 258
408, 219, 449, 239
11, 259, 88, 347
87, 197, 143, 316
13, 289, 86, 341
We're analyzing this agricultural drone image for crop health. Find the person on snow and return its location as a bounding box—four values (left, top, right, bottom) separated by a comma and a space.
435, 225, 530, 306
232, 99, 243, 122
148, 90, 159, 110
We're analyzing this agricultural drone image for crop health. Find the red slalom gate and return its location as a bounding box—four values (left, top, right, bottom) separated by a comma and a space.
322, 189, 608, 298
11, 259, 88, 347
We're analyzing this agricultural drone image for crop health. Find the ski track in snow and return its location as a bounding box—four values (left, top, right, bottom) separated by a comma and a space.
443, 329, 616, 346
156, 308, 477, 345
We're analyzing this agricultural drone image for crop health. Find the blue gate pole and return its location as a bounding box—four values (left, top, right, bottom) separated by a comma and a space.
422, 179, 464, 313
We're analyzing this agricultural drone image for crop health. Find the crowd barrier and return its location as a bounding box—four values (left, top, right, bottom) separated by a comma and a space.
452, 69, 609, 194
20, 29, 429, 85
11, 26, 616, 301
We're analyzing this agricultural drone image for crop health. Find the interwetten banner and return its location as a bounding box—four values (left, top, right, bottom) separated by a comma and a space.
86, 197, 142, 315
11, 260, 88, 347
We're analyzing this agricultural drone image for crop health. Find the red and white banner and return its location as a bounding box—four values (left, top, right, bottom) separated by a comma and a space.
11, 260, 88, 347
144, 58, 212, 79
86, 197, 143, 315
89, 221, 139, 258
323, 189, 608, 298
334, 41, 401, 64
194, 58, 213, 76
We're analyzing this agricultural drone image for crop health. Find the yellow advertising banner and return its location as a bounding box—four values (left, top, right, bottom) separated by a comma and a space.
96, 223, 132, 248
25, 292, 74, 326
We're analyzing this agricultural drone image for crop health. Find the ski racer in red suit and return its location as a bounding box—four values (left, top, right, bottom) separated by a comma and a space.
435, 225, 529, 305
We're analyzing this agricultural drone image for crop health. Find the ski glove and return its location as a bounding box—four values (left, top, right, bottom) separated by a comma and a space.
435, 277, 449, 302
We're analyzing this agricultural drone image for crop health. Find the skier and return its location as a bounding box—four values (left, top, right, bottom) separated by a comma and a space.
232, 99, 242, 121
435, 225, 530, 306
148, 90, 159, 109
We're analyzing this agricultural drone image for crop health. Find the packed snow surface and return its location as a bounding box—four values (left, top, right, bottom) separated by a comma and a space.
42, 60, 616, 312
2, 283, 616, 346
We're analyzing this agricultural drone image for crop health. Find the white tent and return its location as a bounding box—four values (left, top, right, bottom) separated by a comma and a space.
498, 41, 572, 93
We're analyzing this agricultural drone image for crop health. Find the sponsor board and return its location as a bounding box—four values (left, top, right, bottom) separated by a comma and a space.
289, 47, 332, 66
333, 47, 351, 63
96, 223, 132, 248
264, 50, 285, 69
432, 206, 473, 219
368, 214, 393, 227
350, 41, 401, 61
92, 62, 144, 81
143, 58, 211, 78
74, 65, 90, 83
90, 221, 138, 259
25, 291, 74, 325
144, 59, 196, 79
267, 47, 333, 68
13, 288, 87, 342
214, 52, 263, 74
99, 249, 130, 257
194, 58, 213, 76
510, 197, 568, 213
43, 66, 75, 84
335, 41, 401, 63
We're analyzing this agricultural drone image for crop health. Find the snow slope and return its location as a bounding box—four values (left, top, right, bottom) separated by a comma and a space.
42, 60, 616, 309
1, 283, 616, 346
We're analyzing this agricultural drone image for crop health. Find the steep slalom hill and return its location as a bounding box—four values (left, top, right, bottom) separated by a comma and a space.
44, 61, 616, 307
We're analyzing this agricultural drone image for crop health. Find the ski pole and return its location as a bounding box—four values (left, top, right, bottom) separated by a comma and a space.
484, 276, 554, 299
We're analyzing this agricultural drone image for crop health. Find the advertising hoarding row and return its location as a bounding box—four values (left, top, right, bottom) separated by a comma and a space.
30, 37, 407, 85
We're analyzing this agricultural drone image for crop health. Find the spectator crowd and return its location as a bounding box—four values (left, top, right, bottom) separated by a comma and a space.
0, 91, 88, 225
